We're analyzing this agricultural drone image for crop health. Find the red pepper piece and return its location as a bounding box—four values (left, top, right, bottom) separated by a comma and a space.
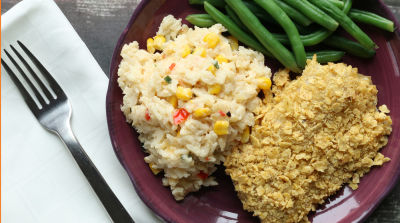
169, 63, 176, 71
197, 171, 208, 180
173, 108, 190, 125
145, 110, 151, 120
218, 110, 226, 116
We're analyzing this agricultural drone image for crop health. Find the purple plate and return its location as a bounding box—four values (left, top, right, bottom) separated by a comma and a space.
106, 0, 400, 222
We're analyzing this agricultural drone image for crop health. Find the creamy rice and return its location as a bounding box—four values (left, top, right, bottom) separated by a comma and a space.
118, 15, 272, 200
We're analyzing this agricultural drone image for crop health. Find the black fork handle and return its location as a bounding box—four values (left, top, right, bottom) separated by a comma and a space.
56, 124, 134, 223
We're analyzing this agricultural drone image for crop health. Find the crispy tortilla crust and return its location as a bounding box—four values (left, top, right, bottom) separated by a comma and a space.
224, 58, 392, 223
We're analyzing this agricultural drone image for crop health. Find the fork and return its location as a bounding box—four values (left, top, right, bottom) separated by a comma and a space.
1, 41, 134, 223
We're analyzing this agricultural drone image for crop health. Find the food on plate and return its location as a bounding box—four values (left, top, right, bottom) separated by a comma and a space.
117, 0, 395, 218
349, 9, 395, 32
305, 50, 345, 63
253, 0, 307, 69
224, 57, 392, 223
185, 14, 216, 28
226, 0, 301, 72
309, 0, 376, 49
118, 15, 272, 200
281, 0, 340, 31
204, 2, 272, 56
187, 0, 395, 66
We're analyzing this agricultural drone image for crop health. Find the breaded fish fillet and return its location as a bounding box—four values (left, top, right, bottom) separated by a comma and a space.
224, 58, 392, 223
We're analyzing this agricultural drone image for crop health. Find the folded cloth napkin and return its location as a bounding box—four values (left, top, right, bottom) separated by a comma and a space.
1, 0, 161, 222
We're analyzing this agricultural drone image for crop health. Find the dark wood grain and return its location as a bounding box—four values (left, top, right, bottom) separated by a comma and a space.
2, 0, 399, 222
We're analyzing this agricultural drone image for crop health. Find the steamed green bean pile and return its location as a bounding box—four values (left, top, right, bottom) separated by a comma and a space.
187, 0, 395, 72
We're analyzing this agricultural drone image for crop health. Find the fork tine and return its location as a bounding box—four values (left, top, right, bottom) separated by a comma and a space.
10, 44, 54, 101
1, 58, 40, 115
4, 49, 47, 106
17, 41, 66, 99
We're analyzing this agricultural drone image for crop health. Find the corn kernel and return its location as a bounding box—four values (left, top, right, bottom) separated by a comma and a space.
207, 65, 217, 75
214, 121, 229, 135
215, 54, 228, 63
257, 77, 272, 90
193, 108, 211, 118
208, 84, 222, 95
227, 36, 239, 50
147, 38, 155, 53
149, 163, 161, 175
176, 86, 193, 101
181, 44, 191, 58
168, 95, 178, 108
241, 126, 250, 143
193, 47, 206, 57
153, 35, 166, 50
203, 33, 220, 48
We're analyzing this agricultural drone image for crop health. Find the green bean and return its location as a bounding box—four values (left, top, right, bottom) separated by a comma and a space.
306, 50, 345, 63
186, 14, 216, 27
274, 0, 312, 26
309, 0, 376, 49
227, 0, 300, 72
301, 30, 333, 45
274, 0, 341, 27
273, 29, 333, 46
244, 0, 314, 27
243, 1, 278, 25
188, 0, 225, 8
281, 0, 339, 31
255, 0, 306, 68
323, 35, 376, 58
342, 0, 352, 14
295, 23, 320, 34
349, 9, 394, 32
203, 2, 272, 57
244, 0, 312, 27
225, 5, 250, 32
327, 0, 344, 9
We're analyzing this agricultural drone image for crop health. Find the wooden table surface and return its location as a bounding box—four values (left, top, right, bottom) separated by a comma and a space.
2, 0, 400, 222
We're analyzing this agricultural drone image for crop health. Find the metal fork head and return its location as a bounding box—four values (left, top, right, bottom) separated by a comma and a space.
1, 41, 71, 132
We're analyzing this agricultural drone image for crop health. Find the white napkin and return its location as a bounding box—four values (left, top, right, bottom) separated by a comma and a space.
1, 0, 162, 222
